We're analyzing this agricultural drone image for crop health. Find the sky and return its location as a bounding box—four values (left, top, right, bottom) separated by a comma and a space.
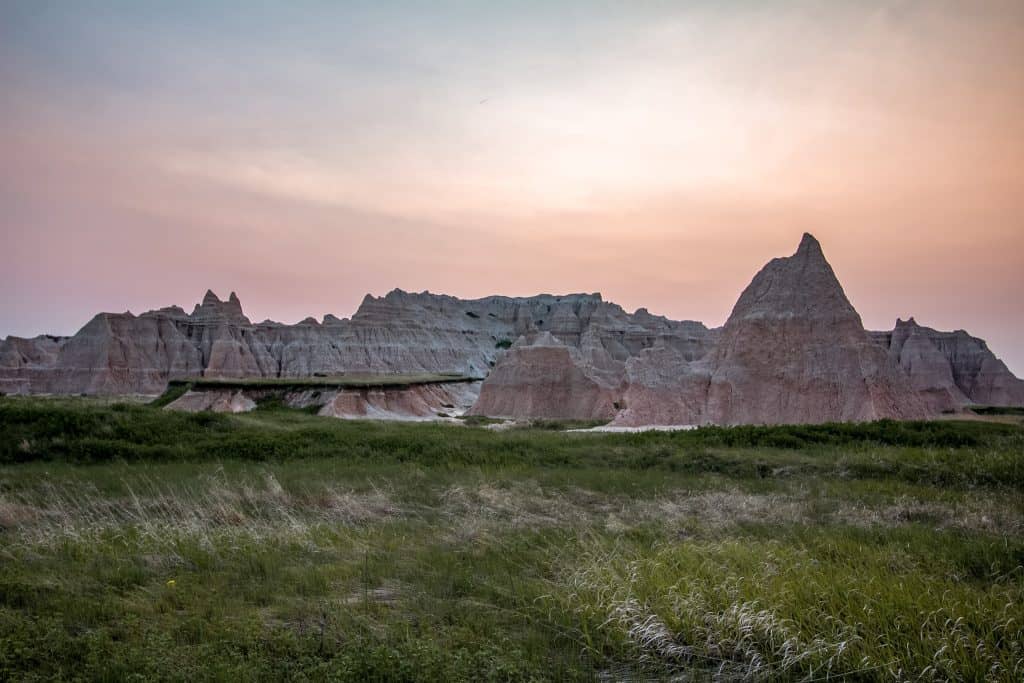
1, 1, 1022, 373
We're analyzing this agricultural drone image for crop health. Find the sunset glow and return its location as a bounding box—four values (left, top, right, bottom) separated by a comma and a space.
2, 1, 1022, 371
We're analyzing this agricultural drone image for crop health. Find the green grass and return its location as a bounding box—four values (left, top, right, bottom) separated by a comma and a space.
1, 396, 1022, 680
971, 405, 1024, 416
164, 373, 481, 392
148, 381, 193, 408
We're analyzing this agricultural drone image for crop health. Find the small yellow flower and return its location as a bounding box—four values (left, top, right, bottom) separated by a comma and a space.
166, 579, 176, 588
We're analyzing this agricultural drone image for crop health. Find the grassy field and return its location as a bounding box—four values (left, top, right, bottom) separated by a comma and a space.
1, 397, 1022, 681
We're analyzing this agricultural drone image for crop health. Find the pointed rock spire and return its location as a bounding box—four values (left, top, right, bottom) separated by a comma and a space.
796, 232, 822, 256
701, 233, 928, 424
191, 288, 250, 324
725, 232, 857, 325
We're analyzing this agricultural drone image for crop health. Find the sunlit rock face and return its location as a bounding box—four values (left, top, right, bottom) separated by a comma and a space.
1, 234, 1020, 426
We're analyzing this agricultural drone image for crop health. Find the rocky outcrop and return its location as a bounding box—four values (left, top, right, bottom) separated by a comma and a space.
0, 335, 65, 395
317, 381, 480, 421
167, 389, 257, 413
612, 346, 713, 426
3, 233, 1020, 425
871, 318, 1024, 410
1, 310, 205, 395
165, 380, 481, 421
608, 234, 930, 426
190, 290, 250, 325
700, 234, 930, 424
466, 296, 719, 421
0, 288, 714, 398
469, 332, 620, 420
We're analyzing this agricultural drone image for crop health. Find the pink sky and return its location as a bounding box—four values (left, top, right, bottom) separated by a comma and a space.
2, 2, 1022, 373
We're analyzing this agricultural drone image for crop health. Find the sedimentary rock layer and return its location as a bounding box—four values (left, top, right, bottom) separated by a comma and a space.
2, 233, 1021, 425
165, 381, 481, 421
317, 381, 480, 421
469, 332, 620, 420
870, 318, 1024, 411
612, 234, 929, 425
478, 234, 1020, 425
0, 288, 708, 398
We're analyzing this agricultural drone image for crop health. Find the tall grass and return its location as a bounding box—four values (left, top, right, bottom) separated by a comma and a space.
3, 398, 1022, 490
1, 397, 1022, 680
552, 530, 1023, 680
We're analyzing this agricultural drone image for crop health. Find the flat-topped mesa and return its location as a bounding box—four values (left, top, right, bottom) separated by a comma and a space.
352, 289, 605, 324
140, 305, 189, 321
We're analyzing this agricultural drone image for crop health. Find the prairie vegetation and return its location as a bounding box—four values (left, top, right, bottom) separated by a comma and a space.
1, 397, 1022, 680
165, 372, 479, 390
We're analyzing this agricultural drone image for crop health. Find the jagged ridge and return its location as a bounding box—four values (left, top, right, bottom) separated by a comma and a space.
1, 234, 1021, 425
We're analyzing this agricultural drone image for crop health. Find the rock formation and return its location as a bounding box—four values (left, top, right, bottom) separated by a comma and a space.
316, 381, 480, 421
0, 289, 714, 398
2, 233, 1021, 425
0, 335, 65, 395
698, 233, 929, 424
469, 332, 620, 420
605, 234, 930, 425
479, 233, 1016, 425
167, 388, 257, 414
1, 310, 205, 395
165, 380, 481, 421
871, 318, 1024, 411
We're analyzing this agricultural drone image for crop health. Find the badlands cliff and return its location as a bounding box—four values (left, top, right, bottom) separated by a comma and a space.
2, 234, 1021, 424
607, 234, 930, 425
